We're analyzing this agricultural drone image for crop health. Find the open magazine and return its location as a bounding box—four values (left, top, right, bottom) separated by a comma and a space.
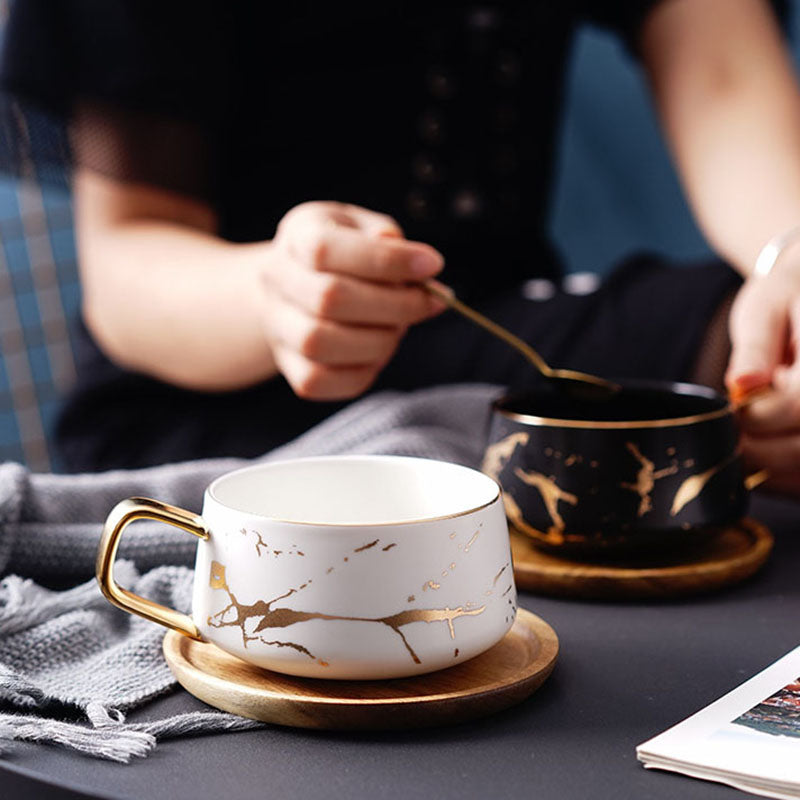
637, 645, 800, 800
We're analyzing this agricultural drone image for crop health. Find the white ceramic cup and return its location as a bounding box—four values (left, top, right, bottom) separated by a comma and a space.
96, 455, 517, 680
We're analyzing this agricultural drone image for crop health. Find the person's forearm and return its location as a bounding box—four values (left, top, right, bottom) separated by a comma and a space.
642, 0, 800, 276
80, 220, 278, 392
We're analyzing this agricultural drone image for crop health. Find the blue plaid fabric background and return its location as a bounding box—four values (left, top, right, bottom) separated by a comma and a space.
0, 178, 78, 470
0, 0, 79, 472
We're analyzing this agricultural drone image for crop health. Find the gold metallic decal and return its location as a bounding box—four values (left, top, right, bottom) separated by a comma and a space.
620, 442, 678, 517
354, 539, 379, 552
670, 452, 736, 516
382, 543, 397, 551
482, 431, 529, 479
207, 561, 485, 665
513, 467, 578, 538
503, 492, 566, 546
423, 536, 474, 597
492, 564, 509, 586
209, 561, 228, 590
240, 527, 268, 557
239, 528, 305, 558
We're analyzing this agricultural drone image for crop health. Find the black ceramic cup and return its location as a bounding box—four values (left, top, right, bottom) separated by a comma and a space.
484, 380, 764, 555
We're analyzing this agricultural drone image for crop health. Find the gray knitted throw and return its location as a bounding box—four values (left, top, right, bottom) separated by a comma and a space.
0, 385, 500, 762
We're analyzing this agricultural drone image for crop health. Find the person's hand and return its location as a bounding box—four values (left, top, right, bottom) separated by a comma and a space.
257, 201, 446, 400
726, 252, 800, 494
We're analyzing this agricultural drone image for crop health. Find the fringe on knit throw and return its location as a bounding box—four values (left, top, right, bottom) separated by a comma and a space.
0, 385, 499, 762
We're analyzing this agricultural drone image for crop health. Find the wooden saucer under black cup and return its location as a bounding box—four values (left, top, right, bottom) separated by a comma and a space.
510, 517, 773, 600
484, 379, 773, 596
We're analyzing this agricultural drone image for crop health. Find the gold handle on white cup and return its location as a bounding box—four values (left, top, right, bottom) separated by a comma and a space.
96, 497, 209, 640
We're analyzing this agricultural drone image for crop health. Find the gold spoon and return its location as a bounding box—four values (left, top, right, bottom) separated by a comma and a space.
423, 281, 621, 398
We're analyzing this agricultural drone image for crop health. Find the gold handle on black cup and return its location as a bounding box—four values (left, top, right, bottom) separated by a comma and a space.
744, 469, 769, 491
96, 497, 209, 640
729, 388, 772, 492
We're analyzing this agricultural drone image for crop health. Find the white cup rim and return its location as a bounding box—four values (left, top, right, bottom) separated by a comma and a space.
205, 454, 501, 527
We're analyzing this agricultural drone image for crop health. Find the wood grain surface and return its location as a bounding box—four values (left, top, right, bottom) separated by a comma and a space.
163, 609, 558, 730
511, 517, 773, 600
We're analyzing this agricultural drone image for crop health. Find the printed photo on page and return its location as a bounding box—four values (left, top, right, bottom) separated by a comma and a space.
637, 645, 800, 800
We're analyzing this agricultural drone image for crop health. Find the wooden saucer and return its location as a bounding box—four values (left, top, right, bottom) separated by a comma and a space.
163, 608, 558, 730
510, 518, 773, 600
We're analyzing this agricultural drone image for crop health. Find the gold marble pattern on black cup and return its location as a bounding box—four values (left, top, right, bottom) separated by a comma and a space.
484, 380, 757, 556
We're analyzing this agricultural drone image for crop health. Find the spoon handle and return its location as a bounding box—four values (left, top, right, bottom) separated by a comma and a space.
423, 281, 553, 377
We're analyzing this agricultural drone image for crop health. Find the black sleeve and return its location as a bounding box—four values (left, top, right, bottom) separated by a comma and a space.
1, 0, 228, 119
0, 0, 229, 198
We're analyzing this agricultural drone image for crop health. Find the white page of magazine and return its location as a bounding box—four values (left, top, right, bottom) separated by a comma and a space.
637, 645, 800, 800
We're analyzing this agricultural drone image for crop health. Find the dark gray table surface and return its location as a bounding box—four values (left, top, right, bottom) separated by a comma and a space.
3, 492, 799, 800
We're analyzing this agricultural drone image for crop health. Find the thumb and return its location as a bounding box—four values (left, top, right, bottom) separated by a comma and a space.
725, 282, 785, 396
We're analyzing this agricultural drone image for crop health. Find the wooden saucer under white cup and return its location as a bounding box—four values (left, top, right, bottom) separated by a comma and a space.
162, 608, 558, 730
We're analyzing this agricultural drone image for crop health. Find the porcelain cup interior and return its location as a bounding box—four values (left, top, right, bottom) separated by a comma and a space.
97, 455, 516, 680
484, 380, 748, 555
